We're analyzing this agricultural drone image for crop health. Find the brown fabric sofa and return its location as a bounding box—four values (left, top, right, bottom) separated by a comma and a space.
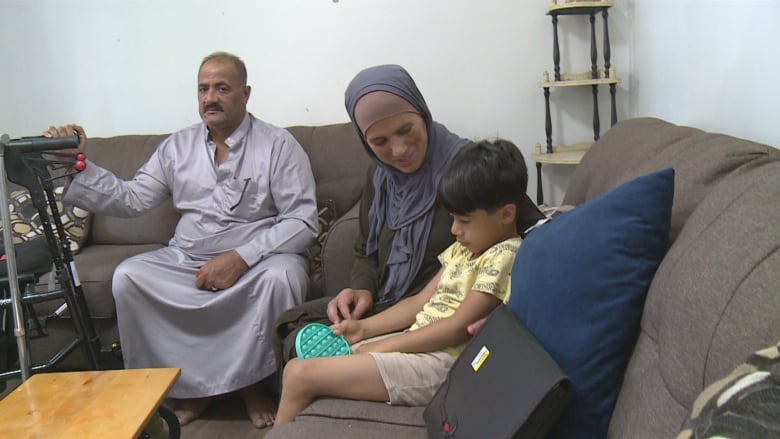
27, 122, 372, 369
21, 118, 780, 438
266, 118, 780, 438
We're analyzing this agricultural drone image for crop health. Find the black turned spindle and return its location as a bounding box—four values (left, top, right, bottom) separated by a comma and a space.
536, 162, 544, 206
589, 13, 597, 79
592, 84, 600, 141
610, 83, 617, 126
544, 86, 553, 153
552, 15, 560, 81
603, 9, 611, 76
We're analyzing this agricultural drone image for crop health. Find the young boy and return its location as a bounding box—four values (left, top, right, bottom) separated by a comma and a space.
274, 139, 537, 426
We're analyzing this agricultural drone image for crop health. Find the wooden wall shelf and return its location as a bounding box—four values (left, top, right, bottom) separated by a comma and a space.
533, 142, 591, 165
533, 0, 619, 205
539, 69, 620, 88
548, 1, 613, 15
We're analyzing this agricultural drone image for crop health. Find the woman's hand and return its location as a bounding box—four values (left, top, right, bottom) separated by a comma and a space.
327, 288, 373, 324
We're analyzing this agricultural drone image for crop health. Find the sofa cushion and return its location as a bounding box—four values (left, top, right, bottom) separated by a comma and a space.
265, 399, 426, 439
320, 202, 361, 297
509, 168, 674, 438
608, 158, 780, 438
563, 117, 780, 243
73, 243, 165, 318
678, 341, 780, 439
86, 134, 179, 245
308, 199, 337, 295
1, 186, 91, 254
287, 123, 371, 217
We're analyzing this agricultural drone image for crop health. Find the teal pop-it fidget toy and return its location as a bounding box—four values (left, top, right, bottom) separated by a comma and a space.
295, 323, 351, 359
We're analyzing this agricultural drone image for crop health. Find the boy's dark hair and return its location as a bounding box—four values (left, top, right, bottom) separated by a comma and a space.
438, 139, 530, 230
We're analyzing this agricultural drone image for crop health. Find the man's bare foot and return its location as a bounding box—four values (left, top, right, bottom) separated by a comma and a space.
172, 397, 212, 426
240, 381, 277, 428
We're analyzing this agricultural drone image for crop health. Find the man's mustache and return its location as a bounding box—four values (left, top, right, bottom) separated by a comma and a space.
204, 104, 223, 112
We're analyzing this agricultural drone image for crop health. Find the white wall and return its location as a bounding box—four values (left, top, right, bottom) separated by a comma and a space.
629, 0, 780, 148
3, 1, 777, 205
0, 0, 632, 206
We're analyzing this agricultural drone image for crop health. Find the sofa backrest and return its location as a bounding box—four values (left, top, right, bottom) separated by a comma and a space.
287, 123, 370, 217
563, 118, 780, 437
563, 117, 780, 243
84, 122, 370, 246
86, 134, 176, 245
608, 158, 780, 438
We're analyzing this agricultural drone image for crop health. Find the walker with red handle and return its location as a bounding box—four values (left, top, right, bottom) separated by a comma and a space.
0, 132, 89, 381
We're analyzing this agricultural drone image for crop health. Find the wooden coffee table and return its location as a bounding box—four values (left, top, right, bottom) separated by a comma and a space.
0, 367, 180, 438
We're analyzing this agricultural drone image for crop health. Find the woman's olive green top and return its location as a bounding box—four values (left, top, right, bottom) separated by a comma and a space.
350, 165, 455, 309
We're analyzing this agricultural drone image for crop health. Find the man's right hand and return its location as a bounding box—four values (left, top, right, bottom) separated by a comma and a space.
326, 288, 373, 324
42, 123, 87, 160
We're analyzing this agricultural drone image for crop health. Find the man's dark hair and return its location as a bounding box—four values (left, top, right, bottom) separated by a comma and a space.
200, 51, 248, 85
438, 139, 530, 228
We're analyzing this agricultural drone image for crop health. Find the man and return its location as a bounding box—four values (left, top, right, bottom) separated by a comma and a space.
45, 52, 318, 428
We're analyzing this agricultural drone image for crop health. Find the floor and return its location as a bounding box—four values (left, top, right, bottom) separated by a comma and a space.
170, 394, 272, 439
1, 377, 272, 438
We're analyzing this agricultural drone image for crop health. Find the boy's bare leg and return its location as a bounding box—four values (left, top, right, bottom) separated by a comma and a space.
240, 377, 277, 428
171, 397, 212, 426
275, 354, 389, 426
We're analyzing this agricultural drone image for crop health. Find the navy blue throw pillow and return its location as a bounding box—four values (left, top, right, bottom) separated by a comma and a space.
508, 168, 674, 438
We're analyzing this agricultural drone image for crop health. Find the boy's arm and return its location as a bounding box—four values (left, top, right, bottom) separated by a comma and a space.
355, 289, 501, 354
335, 269, 442, 344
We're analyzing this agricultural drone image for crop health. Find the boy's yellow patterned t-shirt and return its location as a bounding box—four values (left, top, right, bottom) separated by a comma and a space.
409, 236, 522, 357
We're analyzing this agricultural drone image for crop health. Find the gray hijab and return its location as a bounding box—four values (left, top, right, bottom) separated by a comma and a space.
345, 64, 468, 305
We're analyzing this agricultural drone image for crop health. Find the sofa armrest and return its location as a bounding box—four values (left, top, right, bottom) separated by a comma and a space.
319, 201, 360, 298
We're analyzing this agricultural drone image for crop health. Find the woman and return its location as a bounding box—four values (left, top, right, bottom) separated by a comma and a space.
335, 64, 469, 318
273, 64, 542, 368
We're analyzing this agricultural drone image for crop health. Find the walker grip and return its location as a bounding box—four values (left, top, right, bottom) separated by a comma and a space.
4, 135, 80, 153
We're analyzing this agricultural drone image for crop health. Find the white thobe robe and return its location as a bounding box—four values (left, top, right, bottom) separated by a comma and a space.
63, 113, 318, 398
